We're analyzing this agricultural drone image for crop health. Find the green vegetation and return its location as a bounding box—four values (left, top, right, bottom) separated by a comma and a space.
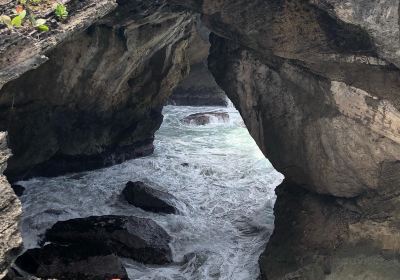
0, 6, 27, 29
0, 0, 48, 31
0, 0, 69, 32
54, 3, 68, 21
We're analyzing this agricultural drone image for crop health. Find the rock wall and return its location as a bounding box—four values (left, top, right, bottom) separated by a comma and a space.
0, 0, 195, 275
208, 38, 400, 279
169, 61, 228, 106
209, 36, 400, 199
168, 21, 227, 106
0, 132, 21, 278
0, 1, 194, 181
170, 0, 400, 279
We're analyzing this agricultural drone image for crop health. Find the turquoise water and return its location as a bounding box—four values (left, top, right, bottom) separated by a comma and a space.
18, 105, 283, 280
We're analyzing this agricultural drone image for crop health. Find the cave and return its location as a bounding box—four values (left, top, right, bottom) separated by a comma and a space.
1, 0, 400, 279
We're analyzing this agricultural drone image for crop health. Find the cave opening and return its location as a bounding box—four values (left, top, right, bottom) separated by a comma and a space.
3, 21, 283, 280
13, 95, 283, 280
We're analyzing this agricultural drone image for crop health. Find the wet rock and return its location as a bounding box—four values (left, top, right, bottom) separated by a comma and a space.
123, 181, 177, 214
15, 243, 129, 280
182, 112, 229, 125
259, 182, 400, 279
259, 182, 349, 279
10, 184, 25, 197
45, 215, 172, 264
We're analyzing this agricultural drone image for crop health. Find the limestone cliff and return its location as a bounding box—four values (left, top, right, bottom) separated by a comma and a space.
0, 0, 194, 275
0, 1, 194, 181
171, 0, 400, 279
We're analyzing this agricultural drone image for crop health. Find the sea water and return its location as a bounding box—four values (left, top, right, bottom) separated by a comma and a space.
18, 105, 283, 280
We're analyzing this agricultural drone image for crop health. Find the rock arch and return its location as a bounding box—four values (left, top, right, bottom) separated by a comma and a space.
1, 0, 400, 279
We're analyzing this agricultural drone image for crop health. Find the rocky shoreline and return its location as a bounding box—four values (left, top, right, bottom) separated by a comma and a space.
1, 0, 400, 279
13, 181, 180, 279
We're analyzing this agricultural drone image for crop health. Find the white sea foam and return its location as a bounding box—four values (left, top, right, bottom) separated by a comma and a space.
17, 105, 283, 280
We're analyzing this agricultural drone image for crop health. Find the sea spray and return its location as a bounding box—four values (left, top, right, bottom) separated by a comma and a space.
18, 105, 283, 280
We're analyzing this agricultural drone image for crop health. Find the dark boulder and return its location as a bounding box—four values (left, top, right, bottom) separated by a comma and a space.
15, 243, 129, 280
123, 181, 178, 214
11, 184, 25, 197
182, 112, 229, 126
45, 215, 172, 264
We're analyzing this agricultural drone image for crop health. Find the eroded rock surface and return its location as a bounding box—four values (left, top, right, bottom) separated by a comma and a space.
0, 132, 22, 278
208, 33, 400, 279
209, 36, 400, 198
0, 0, 194, 276
260, 181, 400, 280
167, 0, 400, 278
0, 1, 194, 181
